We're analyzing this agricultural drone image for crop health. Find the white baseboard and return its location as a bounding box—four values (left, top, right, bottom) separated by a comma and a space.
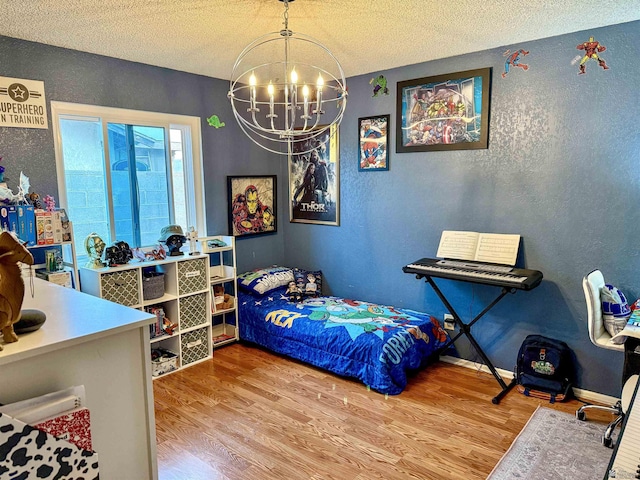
440, 355, 619, 406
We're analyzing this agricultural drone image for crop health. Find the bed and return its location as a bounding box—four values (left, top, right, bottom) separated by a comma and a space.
237, 267, 448, 395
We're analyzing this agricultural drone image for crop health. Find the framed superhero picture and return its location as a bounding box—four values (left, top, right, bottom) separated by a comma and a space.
289, 124, 340, 226
358, 114, 390, 171
227, 175, 277, 238
396, 67, 491, 153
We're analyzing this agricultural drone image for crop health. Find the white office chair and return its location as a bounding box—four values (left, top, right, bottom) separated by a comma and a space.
576, 269, 638, 447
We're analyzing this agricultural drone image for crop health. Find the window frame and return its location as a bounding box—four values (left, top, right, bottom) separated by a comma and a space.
51, 101, 206, 247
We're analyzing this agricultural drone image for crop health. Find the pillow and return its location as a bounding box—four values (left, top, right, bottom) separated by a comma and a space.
601, 284, 631, 343
237, 266, 294, 295
293, 268, 323, 299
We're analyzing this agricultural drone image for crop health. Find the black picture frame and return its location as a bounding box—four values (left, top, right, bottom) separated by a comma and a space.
358, 114, 390, 171
396, 67, 491, 153
227, 175, 277, 238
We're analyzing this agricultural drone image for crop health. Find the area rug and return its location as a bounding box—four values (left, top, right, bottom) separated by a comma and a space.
487, 406, 613, 479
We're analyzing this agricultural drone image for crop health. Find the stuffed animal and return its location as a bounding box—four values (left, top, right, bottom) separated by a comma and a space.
212, 285, 234, 310
220, 293, 234, 310
0, 232, 34, 349
286, 281, 303, 303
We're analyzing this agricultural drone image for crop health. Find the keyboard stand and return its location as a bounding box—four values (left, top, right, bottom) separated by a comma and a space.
423, 275, 518, 404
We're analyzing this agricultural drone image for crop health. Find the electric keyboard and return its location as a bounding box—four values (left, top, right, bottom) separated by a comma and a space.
402, 257, 543, 291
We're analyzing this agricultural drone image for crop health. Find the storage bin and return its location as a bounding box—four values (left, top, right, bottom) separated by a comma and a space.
100, 269, 140, 306
142, 272, 165, 300
151, 348, 178, 377
177, 258, 207, 295
181, 327, 209, 366
179, 293, 207, 329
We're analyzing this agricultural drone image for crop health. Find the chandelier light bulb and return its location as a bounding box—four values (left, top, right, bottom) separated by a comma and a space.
302, 84, 311, 120
248, 71, 258, 111
290, 68, 298, 84
267, 81, 276, 122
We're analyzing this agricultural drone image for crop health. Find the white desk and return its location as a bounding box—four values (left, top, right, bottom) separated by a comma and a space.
0, 278, 158, 480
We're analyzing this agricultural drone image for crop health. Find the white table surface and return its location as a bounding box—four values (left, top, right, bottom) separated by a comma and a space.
0, 277, 155, 366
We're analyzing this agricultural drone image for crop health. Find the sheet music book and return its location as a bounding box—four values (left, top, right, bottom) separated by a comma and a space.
436, 230, 521, 266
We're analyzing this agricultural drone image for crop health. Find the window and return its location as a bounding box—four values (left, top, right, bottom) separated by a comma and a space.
51, 102, 205, 258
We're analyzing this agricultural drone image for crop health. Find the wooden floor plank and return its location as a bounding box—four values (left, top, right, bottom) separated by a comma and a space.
154, 343, 614, 480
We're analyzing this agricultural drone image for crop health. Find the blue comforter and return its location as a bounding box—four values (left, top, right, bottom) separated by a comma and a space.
238, 287, 448, 394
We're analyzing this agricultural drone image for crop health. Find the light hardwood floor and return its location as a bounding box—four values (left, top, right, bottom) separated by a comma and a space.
154, 343, 612, 480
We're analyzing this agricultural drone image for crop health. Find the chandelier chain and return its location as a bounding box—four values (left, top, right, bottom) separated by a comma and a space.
283, 0, 289, 32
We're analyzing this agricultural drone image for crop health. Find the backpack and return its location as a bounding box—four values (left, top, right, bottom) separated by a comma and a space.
515, 334, 574, 403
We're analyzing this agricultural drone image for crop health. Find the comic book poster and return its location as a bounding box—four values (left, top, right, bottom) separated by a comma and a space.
289, 124, 339, 225
358, 114, 389, 171
396, 68, 491, 152
227, 175, 277, 237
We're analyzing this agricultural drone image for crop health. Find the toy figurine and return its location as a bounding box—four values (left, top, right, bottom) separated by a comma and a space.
131, 247, 147, 262
85, 233, 106, 268
43, 195, 56, 212
27, 192, 43, 209
286, 281, 303, 303
206, 115, 225, 128
0, 231, 35, 349
187, 226, 198, 255
105, 240, 133, 267
158, 225, 187, 256
149, 244, 167, 260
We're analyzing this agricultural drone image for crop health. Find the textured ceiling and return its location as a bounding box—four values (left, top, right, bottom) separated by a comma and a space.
2, 0, 639, 80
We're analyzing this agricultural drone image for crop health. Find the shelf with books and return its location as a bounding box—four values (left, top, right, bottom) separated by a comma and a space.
27, 221, 79, 289
212, 329, 237, 347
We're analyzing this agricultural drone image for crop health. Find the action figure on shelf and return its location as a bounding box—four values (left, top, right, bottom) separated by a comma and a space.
158, 225, 187, 256
85, 233, 106, 268
187, 226, 198, 255
105, 240, 133, 267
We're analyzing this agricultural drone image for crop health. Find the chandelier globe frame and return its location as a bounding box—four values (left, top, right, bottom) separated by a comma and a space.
228, 0, 347, 155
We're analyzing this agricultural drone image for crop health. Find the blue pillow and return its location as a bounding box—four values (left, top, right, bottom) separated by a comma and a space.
238, 266, 294, 295
293, 268, 322, 298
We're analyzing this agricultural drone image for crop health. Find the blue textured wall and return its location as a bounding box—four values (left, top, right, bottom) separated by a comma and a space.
0, 35, 286, 272
283, 21, 640, 397
1, 19, 638, 396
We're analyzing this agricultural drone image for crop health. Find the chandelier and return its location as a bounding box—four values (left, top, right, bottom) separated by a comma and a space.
228, 0, 347, 155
